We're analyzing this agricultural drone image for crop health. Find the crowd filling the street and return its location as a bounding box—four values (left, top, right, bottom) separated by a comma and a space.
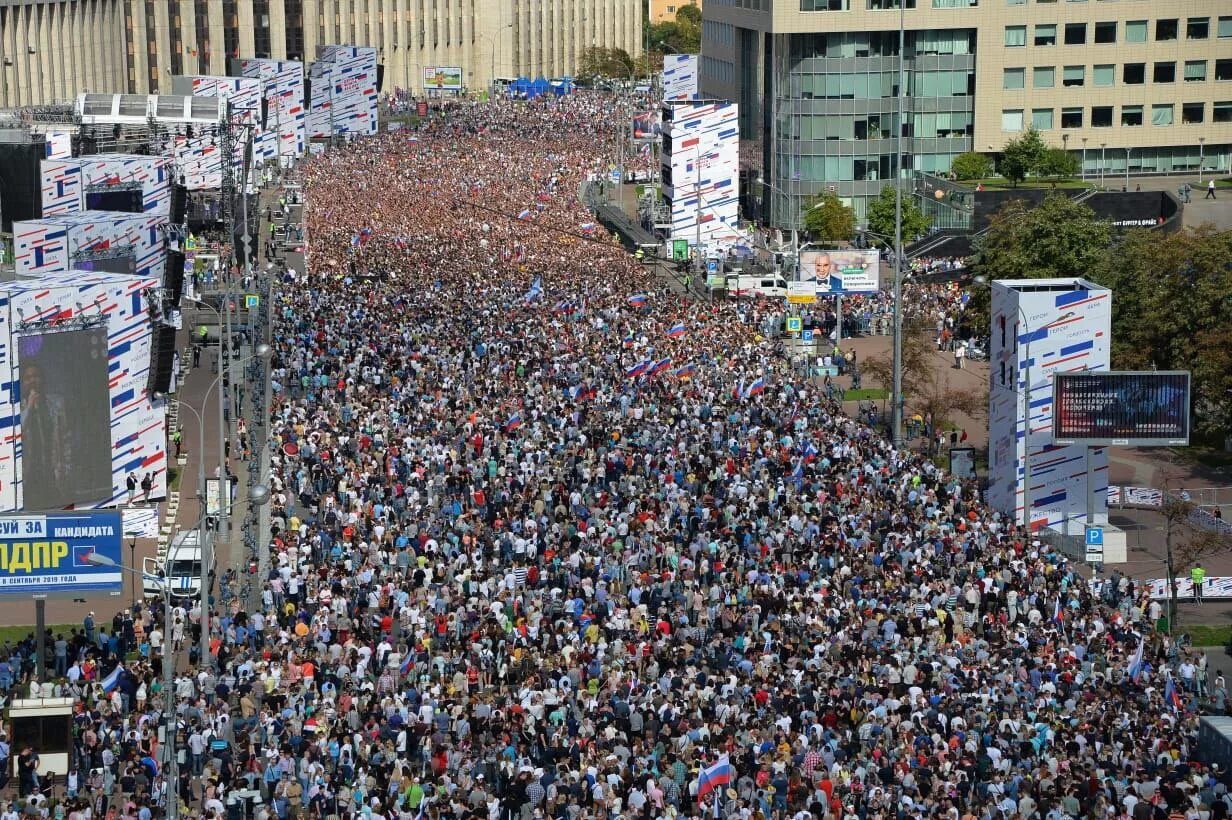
6, 94, 1222, 820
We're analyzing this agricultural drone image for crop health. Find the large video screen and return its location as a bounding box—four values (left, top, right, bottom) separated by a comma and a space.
85, 188, 143, 214
18, 328, 114, 510
76, 252, 135, 275
1053, 371, 1191, 446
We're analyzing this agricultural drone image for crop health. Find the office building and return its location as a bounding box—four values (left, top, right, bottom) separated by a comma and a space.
652, 0, 701, 24
700, 0, 1232, 226
0, 0, 641, 107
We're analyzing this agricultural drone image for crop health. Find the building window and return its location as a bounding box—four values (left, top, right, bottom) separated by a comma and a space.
1217, 60, 1232, 81
1220, 17, 1232, 38
1185, 61, 1207, 82
1122, 63, 1144, 84
1091, 106, 1113, 127
1093, 65, 1114, 86
1063, 65, 1084, 87
1093, 21, 1116, 43
1006, 0, 1024, 5
932, 0, 976, 7
1005, 25, 1027, 46
1003, 68, 1025, 89
867, 0, 916, 7
1214, 102, 1232, 123
1182, 102, 1204, 124
1156, 19, 1178, 41
1002, 110, 1024, 131
1031, 108, 1053, 130
1060, 107, 1083, 128
800, 0, 849, 9
1064, 23, 1086, 44
1187, 17, 1209, 39
1125, 20, 1147, 42
1034, 24, 1056, 46
1033, 66, 1055, 88
1151, 104, 1173, 126
1121, 105, 1143, 126
1154, 62, 1175, 83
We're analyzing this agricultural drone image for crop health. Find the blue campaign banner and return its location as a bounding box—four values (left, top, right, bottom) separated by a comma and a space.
0, 510, 122, 596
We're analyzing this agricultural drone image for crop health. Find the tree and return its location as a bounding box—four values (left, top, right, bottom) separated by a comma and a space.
578, 46, 637, 81
1086, 227, 1232, 438
862, 318, 984, 449
1036, 148, 1080, 186
801, 192, 855, 243
950, 152, 993, 181
645, 5, 700, 55
999, 128, 1047, 187
965, 194, 1112, 336
865, 185, 932, 243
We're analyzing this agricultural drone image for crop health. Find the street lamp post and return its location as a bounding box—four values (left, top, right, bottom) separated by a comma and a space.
890, 0, 906, 447
1100, 143, 1107, 189
1081, 138, 1088, 182
1125, 148, 1132, 190
756, 176, 801, 274
1199, 137, 1206, 183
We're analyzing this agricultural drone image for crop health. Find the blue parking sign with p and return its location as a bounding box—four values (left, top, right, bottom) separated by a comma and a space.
1085, 526, 1103, 547
802, 329, 814, 342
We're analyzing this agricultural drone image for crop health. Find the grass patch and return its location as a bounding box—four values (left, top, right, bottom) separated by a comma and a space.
843, 387, 889, 401
1214, 177, 1232, 188
0, 623, 77, 646
1182, 624, 1232, 647
168, 465, 182, 493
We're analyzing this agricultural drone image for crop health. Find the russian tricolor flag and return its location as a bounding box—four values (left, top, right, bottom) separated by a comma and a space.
518, 209, 532, 220
622, 334, 635, 349
626, 360, 651, 379
627, 293, 648, 307
101, 663, 124, 694
505, 414, 523, 431
744, 377, 766, 398
696, 756, 734, 802
674, 363, 696, 380
666, 322, 687, 338
400, 652, 414, 677
650, 358, 673, 376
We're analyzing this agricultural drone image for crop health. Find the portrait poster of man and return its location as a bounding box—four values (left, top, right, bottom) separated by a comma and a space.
19, 328, 114, 509
798, 249, 880, 294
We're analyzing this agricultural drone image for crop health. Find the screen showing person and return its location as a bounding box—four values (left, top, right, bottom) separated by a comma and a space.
19, 328, 114, 510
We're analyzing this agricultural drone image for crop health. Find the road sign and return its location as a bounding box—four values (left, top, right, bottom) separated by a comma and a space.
786, 316, 802, 334
1084, 525, 1104, 563
801, 328, 814, 342
245, 294, 260, 309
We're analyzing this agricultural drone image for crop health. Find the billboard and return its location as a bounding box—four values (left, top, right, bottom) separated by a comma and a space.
663, 54, 699, 101
799, 249, 880, 294
661, 101, 740, 245
309, 45, 379, 139
238, 58, 307, 163
1053, 371, 1191, 446
12, 210, 167, 282
423, 66, 463, 91
0, 511, 123, 596
41, 154, 173, 218
0, 272, 167, 512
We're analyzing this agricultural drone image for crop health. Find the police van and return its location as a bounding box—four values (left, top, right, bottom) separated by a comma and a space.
143, 529, 209, 601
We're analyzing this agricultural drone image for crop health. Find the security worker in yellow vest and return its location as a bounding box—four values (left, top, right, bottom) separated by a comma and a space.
1191, 563, 1206, 604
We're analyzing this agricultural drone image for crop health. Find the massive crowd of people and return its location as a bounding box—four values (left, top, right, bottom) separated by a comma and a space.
9, 93, 1217, 820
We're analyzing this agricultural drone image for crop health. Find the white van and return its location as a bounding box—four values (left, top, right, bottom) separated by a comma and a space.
724, 274, 788, 299
144, 529, 210, 601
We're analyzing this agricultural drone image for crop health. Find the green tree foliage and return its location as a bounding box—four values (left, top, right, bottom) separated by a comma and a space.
966, 194, 1111, 335
1037, 148, 1080, 186
950, 152, 993, 181
646, 5, 701, 55
1088, 227, 1232, 437
865, 185, 932, 243
801, 192, 856, 243
578, 47, 637, 80
999, 128, 1048, 187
